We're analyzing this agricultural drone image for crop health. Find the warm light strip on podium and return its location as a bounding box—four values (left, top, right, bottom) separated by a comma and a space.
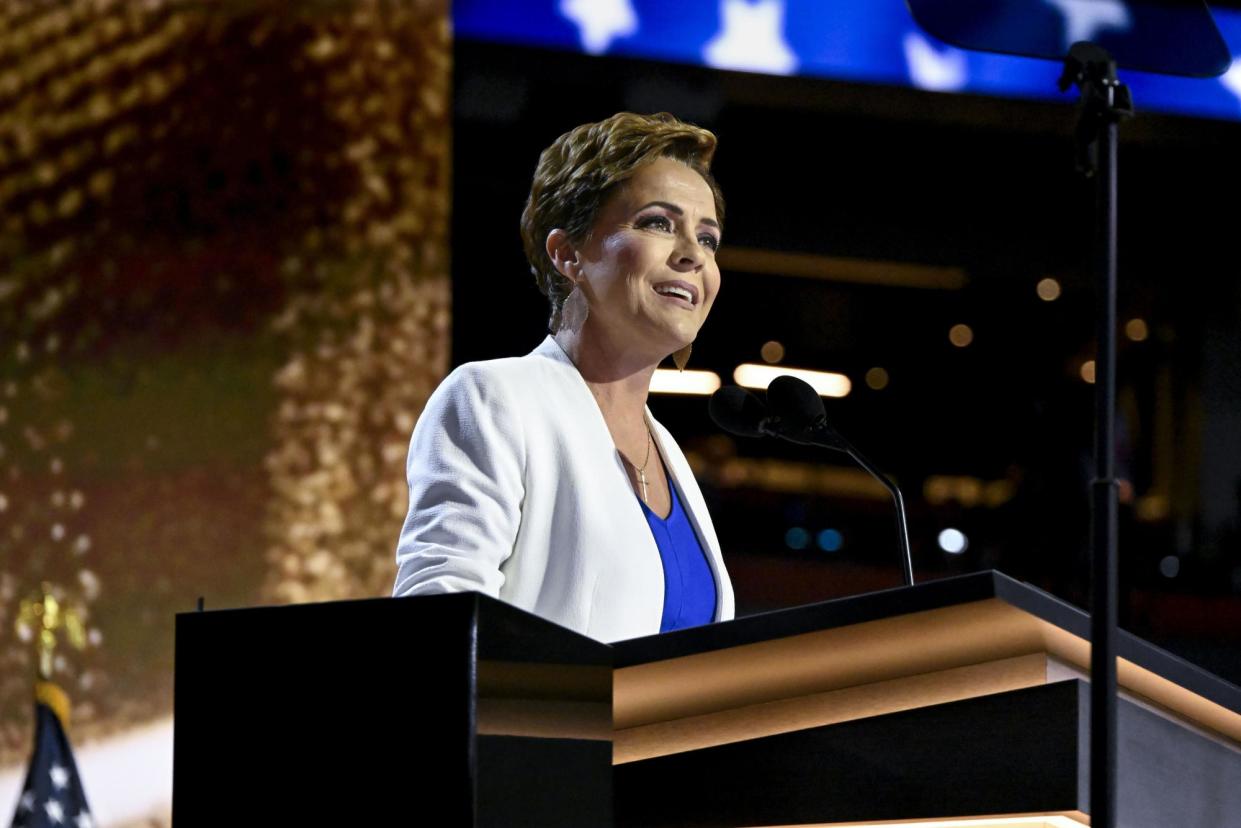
649, 368, 721, 395
734, 363, 852, 397
751, 813, 1088, 827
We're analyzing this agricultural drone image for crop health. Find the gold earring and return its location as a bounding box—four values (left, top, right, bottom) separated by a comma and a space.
673, 343, 692, 372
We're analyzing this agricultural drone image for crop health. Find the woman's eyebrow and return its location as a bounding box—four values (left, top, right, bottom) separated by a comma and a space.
636, 200, 720, 230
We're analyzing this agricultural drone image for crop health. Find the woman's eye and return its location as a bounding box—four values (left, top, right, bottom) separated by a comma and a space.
699, 234, 720, 251
637, 215, 673, 232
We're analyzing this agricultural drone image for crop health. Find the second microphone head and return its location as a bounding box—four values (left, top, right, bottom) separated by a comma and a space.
765, 374, 850, 452
766, 374, 827, 429
708, 385, 770, 438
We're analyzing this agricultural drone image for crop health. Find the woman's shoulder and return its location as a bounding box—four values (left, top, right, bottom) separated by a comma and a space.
431, 336, 574, 406
442, 336, 566, 382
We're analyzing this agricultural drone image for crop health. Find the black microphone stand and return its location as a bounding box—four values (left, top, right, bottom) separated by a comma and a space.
772, 419, 915, 588
833, 430, 915, 588
1058, 41, 1132, 828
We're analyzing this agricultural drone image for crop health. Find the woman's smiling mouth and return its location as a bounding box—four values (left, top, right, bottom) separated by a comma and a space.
652, 280, 698, 308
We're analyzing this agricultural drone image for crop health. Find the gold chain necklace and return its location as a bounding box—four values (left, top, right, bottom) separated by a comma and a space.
622, 427, 654, 503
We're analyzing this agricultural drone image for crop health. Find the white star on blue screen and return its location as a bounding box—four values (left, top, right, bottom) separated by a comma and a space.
453, 0, 1241, 123
703, 0, 797, 75
903, 30, 967, 92
1043, 0, 1132, 46
559, 0, 638, 55
1221, 55, 1241, 108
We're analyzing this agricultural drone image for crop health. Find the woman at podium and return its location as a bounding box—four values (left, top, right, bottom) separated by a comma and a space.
393, 112, 735, 642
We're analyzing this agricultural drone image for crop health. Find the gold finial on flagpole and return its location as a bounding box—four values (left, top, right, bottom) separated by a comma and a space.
16, 583, 87, 682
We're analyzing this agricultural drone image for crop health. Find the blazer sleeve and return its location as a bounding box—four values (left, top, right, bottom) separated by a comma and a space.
393, 363, 526, 598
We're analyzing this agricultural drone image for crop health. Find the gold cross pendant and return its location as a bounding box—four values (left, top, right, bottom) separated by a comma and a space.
637, 468, 649, 503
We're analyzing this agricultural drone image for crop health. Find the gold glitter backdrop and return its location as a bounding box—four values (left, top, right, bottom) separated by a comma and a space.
0, 0, 451, 766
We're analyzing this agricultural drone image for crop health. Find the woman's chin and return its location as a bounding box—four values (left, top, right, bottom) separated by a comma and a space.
613, 316, 701, 362
655, 314, 702, 341
652, 332, 695, 357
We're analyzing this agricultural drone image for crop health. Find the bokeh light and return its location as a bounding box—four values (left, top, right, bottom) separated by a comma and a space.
938, 528, 968, 554
760, 340, 785, 363
1125, 318, 1149, 342
1080, 359, 1096, 384
785, 527, 810, 550
816, 528, 843, 552
1160, 555, 1181, 578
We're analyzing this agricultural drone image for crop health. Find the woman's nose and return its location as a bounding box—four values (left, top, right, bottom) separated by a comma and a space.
671, 232, 704, 269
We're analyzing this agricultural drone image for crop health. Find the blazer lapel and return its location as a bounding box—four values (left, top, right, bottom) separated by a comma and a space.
532, 336, 666, 568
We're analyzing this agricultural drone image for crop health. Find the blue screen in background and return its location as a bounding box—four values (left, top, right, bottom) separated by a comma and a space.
454, 0, 1241, 122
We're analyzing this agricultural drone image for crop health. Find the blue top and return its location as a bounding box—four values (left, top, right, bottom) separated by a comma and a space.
639, 482, 718, 633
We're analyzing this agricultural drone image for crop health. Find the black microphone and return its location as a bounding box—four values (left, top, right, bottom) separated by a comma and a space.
765, 375, 915, 587
708, 385, 775, 438
764, 375, 849, 451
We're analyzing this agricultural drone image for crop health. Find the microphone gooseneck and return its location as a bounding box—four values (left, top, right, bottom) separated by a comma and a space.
765, 376, 914, 587
733, 376, 915, 587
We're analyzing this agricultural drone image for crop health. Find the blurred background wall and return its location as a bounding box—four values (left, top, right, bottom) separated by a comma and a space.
2, 0, 1239, 825
1, 0, 449, 823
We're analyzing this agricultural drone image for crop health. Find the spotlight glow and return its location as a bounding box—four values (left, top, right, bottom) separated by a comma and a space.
649, 369, 721, 395
865, 366, 889, 390
733, 363, 851, 398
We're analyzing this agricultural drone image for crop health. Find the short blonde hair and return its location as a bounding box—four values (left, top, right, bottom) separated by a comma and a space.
520, 112, 725, 332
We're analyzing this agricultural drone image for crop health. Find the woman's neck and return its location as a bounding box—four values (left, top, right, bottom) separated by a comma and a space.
553, 325, 660, 427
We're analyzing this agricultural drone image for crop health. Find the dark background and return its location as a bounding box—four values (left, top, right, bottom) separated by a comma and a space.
453, 39, 1241, 684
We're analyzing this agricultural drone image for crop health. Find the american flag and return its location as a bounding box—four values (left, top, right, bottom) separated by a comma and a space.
8, 683, 94, 828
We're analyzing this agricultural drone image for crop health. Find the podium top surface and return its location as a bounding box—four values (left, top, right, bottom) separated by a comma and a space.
179, 590, 612, 667
614, 571, 1240, 718
177, 573, 1237, 743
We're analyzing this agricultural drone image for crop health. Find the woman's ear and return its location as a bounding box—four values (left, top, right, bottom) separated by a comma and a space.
546, 229, 579, 282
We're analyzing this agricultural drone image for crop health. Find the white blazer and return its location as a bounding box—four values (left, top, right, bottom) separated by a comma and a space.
393, 336, 735, 642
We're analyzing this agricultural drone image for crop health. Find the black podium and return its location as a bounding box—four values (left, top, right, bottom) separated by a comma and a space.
172, 592, 611, 826
173, 572, 1241, 826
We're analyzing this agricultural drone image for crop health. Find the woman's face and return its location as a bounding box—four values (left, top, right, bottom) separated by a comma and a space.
568, 157, 721, 360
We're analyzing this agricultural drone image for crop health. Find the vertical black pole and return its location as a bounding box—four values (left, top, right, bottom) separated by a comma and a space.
1090, 78, 1121, 828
